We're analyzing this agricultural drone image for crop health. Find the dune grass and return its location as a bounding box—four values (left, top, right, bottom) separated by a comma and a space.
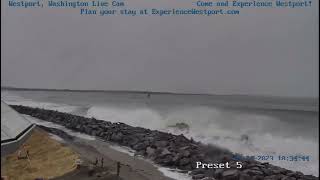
1, 128, 79, 180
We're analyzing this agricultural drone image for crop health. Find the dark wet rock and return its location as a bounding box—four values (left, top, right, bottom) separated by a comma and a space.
181, 150, 191, 157
91, 130, 98, 136
155, 140, 168, 148
204, 169, 215, 177
242, 169, 264, 176
277, 174, 287, 179
214, 169, 224, 179
182, 164, 193, 171
262, 168, 274, 176
160, 148, 172, 157
281, 176, 296, 180
157, 154, 175, 166
133, 142, 146, 151
84, 127, 92, 134
302, 175, 320, 180
110, 132, 123, 142
146, 147, 156, 157
190, 168, 206, 175
75, 124, 81, 130
192, 174, 205, 179
250, 167, 261, 171
179, 157, 190, 166
253, 175, 264, 180
239, 173, 251, 180
11, 105, 319, 180
272, 167, 289, 175
222, 169, 240, 180
172, 153, 182, 164
264, 175, 281, 180
286, 172, 298, 178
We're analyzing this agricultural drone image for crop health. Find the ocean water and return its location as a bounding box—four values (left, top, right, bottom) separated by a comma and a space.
1, 89, 319, 176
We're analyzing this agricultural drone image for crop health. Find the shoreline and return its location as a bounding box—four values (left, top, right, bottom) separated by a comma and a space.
39, 125, 173, 180
11, 105, 319, 180
2, 87, 318, 100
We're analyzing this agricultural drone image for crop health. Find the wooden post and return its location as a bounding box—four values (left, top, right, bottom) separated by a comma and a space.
116, 162, 121, 177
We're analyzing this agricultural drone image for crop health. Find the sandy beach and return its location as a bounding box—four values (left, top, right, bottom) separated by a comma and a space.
48, 127, 173, 180
2, 126, 174, 180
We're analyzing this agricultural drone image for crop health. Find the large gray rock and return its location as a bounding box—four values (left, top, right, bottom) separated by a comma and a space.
179, 158, 190, 166
242, 169, 264, 176
214, 169, 224, 179
222, 169, 240, 180
172, 153, 182, 164
262, 168, 274, 176
239, 173, 251, 180
160, 148, 172, 157
190, 168, 205, 175
155, 140, 168, 148
264, 175, 281, 180
182, 150, 191, 157
192, 174, 205, 179
281, 176, 296, 180
133, 143, 146, 151
158, 155, 174, 166
111, 132, 123, 142
252, 175, 264, 180
146, 147, 156, 157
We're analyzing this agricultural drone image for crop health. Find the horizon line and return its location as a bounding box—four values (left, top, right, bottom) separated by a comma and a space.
1, 86, 318, 100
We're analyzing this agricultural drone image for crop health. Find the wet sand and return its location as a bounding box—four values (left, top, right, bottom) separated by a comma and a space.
46, 128, 173, 180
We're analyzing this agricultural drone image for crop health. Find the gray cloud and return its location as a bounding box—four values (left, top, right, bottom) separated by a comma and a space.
1, 0, 319, 97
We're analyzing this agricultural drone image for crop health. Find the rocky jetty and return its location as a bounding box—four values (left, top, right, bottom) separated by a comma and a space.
11, 105, 318, 180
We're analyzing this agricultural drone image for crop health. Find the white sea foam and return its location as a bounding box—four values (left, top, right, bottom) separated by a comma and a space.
108, 144, 136, 156
86, 106, 167, 130
86, 105, 319, 176
107, 141, 193, 180
24, 115, 96, 141
2, 91, 318, 176
49, 134, 65, 142
158, 167, 192, 180
1, 91, 78, 113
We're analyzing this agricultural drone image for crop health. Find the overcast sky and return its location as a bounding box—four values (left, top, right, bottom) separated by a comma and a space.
1, 0, 319, 98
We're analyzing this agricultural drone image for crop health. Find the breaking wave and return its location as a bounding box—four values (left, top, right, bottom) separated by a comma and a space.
2, 91, 318, 176
24, 115, 96, 141
86, 105, 319, 176
1, 91, 90, 115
